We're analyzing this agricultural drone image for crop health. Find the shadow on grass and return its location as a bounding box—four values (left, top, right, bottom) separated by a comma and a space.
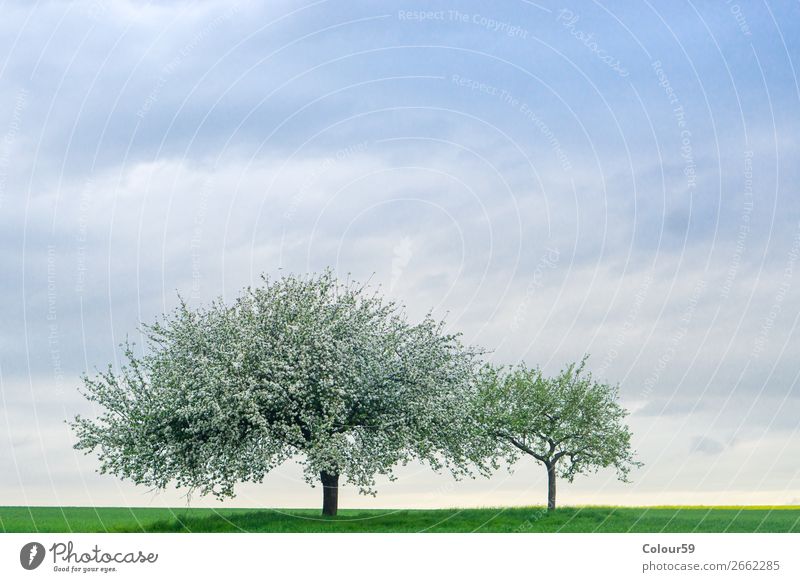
116, 507, 558, 533
133, 506, 800, 533
117, 507, 648, 533
6, 506, 799, 533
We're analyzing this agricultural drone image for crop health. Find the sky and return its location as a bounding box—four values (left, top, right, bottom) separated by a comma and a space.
1, 0, 799, 509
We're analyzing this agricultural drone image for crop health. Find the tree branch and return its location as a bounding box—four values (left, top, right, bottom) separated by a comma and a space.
495, 431, 550, 463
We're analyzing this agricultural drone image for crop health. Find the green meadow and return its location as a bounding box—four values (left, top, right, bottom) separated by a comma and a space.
2, 506, 799, 533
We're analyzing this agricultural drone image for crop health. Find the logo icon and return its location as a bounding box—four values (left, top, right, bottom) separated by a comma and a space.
20, 542, 46, 570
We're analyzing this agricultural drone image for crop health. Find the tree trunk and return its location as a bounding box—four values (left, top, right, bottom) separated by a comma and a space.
320, 471, 339, 516
546, 463, 557, 511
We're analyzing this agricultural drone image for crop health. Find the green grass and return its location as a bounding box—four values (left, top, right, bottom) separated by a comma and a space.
2, 506, 799, 533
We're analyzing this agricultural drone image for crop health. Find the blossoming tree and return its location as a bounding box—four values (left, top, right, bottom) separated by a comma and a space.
71, 271, 489, 515
476, 358, 642, 510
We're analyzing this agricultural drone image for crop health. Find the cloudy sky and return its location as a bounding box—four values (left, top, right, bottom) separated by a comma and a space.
1, 0, 799, 510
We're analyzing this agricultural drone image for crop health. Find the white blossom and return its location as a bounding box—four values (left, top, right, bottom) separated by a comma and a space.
71, 270, 490, 513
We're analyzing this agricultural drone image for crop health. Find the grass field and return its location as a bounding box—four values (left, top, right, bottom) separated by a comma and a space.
2, 506, 799, 533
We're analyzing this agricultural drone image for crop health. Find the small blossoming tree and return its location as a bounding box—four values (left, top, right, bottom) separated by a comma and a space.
71, 271, 489, 515
476, 358, 642, 510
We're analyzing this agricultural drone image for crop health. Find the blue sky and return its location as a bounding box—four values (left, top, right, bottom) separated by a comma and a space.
1, 0, 799, 508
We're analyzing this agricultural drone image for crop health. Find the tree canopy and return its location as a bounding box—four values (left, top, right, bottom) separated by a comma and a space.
71, 271, 489, 514
476, 357, 642, 509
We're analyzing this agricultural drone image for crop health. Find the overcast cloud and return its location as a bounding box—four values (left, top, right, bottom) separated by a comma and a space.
1, 0, 799, 508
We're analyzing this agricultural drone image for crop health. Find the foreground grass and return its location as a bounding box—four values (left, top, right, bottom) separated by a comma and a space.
2, 506, 799, 533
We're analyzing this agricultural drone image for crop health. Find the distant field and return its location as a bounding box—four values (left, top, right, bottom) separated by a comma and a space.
2, 506, 799, 533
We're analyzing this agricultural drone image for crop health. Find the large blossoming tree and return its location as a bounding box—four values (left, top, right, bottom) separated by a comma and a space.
71, 271, 489, 515
476, 358, 642, 510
